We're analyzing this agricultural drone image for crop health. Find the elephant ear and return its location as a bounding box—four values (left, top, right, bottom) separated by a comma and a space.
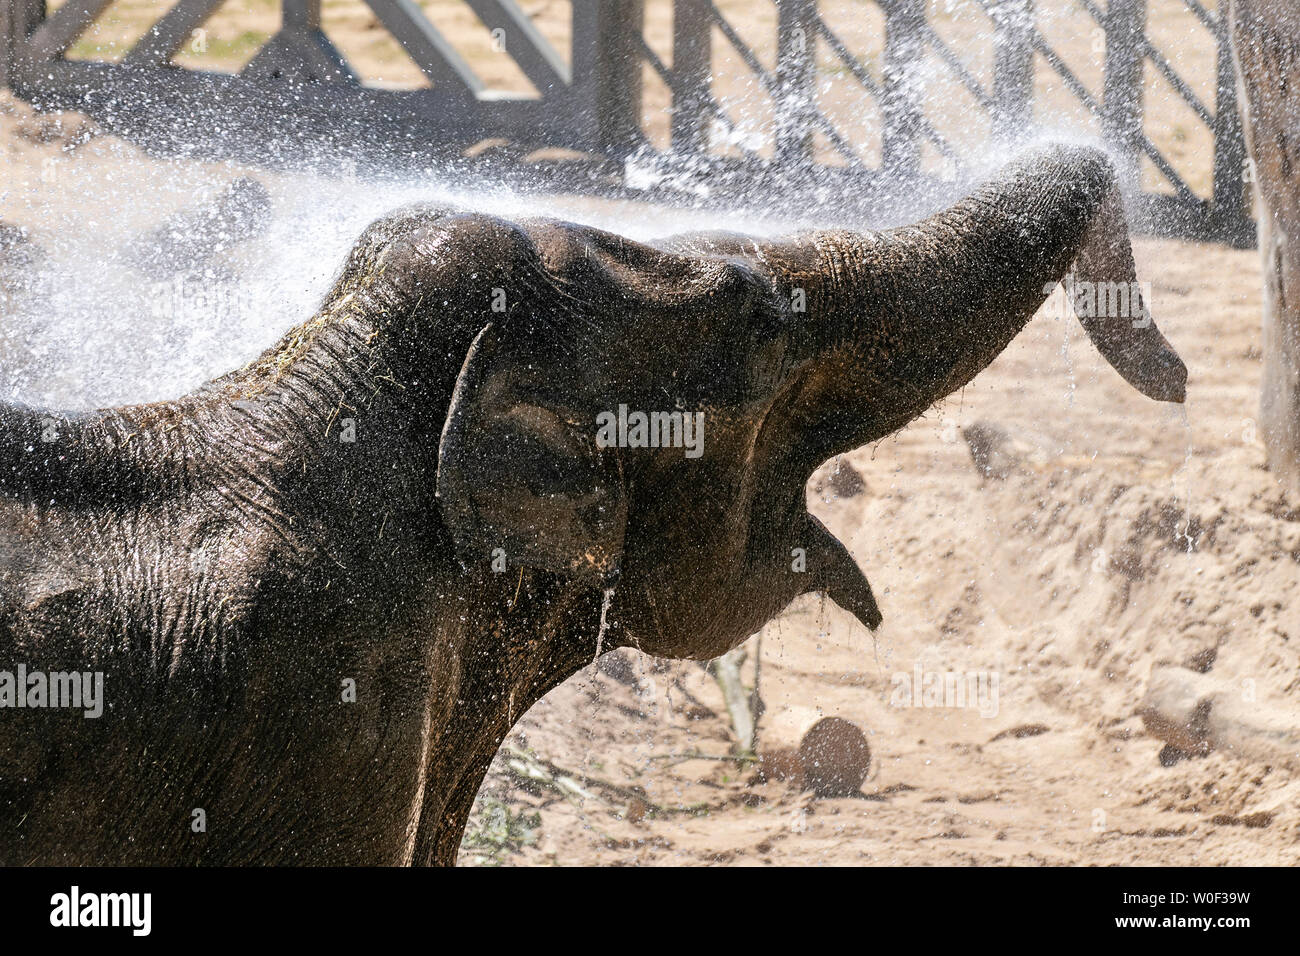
436, 322, 627, 588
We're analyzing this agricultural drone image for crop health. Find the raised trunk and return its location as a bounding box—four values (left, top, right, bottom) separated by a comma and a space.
1230, 0, 1300, 491
757, 144, 1186, 471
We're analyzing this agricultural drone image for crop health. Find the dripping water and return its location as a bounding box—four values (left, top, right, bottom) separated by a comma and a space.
593, 585, 616, 664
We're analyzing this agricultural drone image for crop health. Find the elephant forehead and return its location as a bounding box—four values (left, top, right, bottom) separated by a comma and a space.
493, 222, 790, 396
521, 220, 784, 323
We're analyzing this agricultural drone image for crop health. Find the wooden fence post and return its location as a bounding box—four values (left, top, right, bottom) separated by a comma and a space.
880, 0, 923, 180
1211, 5, 1254, 247
572, 0, 644, 157
245, 0, 353, 83
1102, 0, 1145, 190
671, 0, 712, 159
991, 0, 1034, 144
775, 0, 817, 168
0, 0, 12, 90
1, 0, 44, 90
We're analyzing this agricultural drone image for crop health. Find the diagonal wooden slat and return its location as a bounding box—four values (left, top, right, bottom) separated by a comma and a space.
23, 0, 116, 62
705, 3, 865, 166
1180, 0, 1222, 35
631, 32, 666, 82
922, 23, 996, 109
462, 0, 569, 92
811, 15, 958, 163
1139, 130, 1199, 204
811, 17, 881, 95
1029, 31, 1101, 114
124, 0, 225, 68
631, 32, 763, 160
704, 4, 775, 89
1138, 35, 1214, 126
364, 0, 485, 96
1076, 0, 1105, 27
1077, 0, 1213, 126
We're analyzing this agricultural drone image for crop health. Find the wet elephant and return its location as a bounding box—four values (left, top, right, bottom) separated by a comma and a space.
0, 144, 1185, 865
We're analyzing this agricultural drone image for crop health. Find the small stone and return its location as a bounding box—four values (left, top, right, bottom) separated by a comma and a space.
798, 717, 871, 797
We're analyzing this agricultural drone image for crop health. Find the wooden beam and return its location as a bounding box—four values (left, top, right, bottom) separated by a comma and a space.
364, 0, 485, 97
991, 0, 1034, 144
1230, 0, 1300, 489
775, 0, 817, 166
463, 0, 569, 94
881, 0, 924, 180
671, 0, 711, 157
23, 0, 116, 63
1102, 0, 1145, 189
124, 0, 227, 68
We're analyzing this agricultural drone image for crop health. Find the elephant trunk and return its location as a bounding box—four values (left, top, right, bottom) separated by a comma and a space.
767, 144, 1187, 468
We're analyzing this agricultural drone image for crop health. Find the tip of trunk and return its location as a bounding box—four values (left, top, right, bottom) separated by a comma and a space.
1126, 340, 1187, 404
1071, 179, 1188, 404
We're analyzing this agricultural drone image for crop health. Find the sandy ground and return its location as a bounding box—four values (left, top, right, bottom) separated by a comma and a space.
2, 0, 1297, 866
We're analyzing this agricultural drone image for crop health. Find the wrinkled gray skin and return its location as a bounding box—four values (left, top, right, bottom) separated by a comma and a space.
0, 145, 1186, 865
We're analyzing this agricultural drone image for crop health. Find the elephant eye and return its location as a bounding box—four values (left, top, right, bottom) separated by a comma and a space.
501, 403, 586, 458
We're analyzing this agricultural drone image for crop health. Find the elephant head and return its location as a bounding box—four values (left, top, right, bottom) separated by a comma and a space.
0, 143, 1185, 866
419, 143, 1185, 661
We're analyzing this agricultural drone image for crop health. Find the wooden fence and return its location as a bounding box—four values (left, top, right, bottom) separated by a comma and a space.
0, 0, 1255, 245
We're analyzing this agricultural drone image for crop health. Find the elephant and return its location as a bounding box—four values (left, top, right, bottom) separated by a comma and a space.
0, 143, 1186, 866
